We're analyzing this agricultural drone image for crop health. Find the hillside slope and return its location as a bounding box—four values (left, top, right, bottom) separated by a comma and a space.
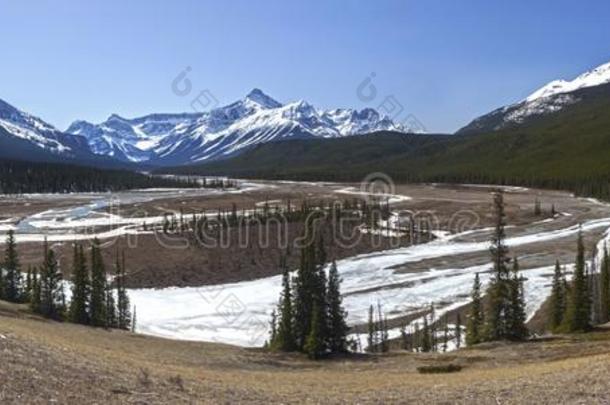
1, 301, 610, 403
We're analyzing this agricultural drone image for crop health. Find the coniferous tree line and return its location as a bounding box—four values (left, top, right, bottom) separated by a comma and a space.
268, 221, 349, 359
0, 158, 209, 194
189, 163, 610, 205
0, 232, 135, 331
159, 197, 428, 251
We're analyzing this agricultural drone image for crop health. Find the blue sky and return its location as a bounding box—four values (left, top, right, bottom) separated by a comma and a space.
1, 0, 609, 133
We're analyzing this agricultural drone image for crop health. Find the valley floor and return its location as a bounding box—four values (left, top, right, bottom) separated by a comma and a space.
1, 301, 610, 404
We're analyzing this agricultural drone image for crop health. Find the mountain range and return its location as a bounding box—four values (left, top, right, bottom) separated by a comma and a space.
1, 60, 609, 170
172, 61, 610, 201
0, 89, 405, 167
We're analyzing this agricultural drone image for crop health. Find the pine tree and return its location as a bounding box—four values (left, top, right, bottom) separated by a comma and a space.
466, 273, 484, 346
275, 259, 296, 351
564, 230, 591, 332
485, 191, 512, 341
116, 253, 131, 330
39, 241, 64, 320
455, 313, 462, 349
89, 240, 107, 327
549, 260, 567, 330
507, 257, 528, 340
69, 245, 90, 325
3, 230, 22, 302
600, 246, 610, 324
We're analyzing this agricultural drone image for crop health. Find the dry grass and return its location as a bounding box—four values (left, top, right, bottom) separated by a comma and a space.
1, 301, 610, 404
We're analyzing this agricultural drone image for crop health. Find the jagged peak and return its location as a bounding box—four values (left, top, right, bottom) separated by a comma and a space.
244, 88, 282, 109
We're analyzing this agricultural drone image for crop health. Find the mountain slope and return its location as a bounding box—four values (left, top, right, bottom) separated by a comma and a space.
67, 89, 407, 165
168, 82, 610, 199
0, 98, 93, 160
459, 61, 610, 134
0, 98, 133, 169
2, 300, 610, 403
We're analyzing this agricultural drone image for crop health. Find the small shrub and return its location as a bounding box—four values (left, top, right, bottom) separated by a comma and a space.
416, 364, 462, 374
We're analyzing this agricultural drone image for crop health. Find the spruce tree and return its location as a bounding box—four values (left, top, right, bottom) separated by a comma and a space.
304, 302, 324, 359
275, 259, 296, 351
367, 304, 375, 352
293, 220, 325, 350
507, 257, 528, 340
89, 240, 107, 327
131, 305, 137, 333
23, 266, 32, 302
564, 230, 591, 332
116, 253, 131, 330
466, 273, 484, 346
485, 191, 512, 341
326, 260, 349, 353
442, 316, 449, 352
600, 246, 610, 324
421, 316, 432, 352
69, 245, 90, 325
269, 309, 278, 343
4, 230, 23, 302
549, 260, 567, 331
39, 241, 63, 320
30, 268, 41, 313
378, 302, 389, 353
455, 313, 462, 349
105, 282, 117, 328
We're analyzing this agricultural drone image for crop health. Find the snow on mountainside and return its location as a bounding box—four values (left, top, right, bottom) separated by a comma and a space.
0, 98, 92, 159
67, 89, 408, 165
525, 61, 610, 102
458, 60, 610, 134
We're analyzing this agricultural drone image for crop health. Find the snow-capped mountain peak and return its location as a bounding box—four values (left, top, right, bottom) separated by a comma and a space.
458, 60, 610, 134
244, 88, 282, 109
67, 89, 408, 165
525, 61, 610, 102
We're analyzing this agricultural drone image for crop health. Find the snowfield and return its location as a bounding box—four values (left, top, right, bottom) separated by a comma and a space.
131, 213, 610, 347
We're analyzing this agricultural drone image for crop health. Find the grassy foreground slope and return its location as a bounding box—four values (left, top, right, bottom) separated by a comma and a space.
170, 82, 610, 198
2, 301, 610, 404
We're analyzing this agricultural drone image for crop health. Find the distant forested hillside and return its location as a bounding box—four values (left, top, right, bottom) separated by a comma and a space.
0, 159, 199, 194
163, 84, 610, 201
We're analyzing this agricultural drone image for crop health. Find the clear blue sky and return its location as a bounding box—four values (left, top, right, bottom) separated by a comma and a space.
2, 0, 609, 133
